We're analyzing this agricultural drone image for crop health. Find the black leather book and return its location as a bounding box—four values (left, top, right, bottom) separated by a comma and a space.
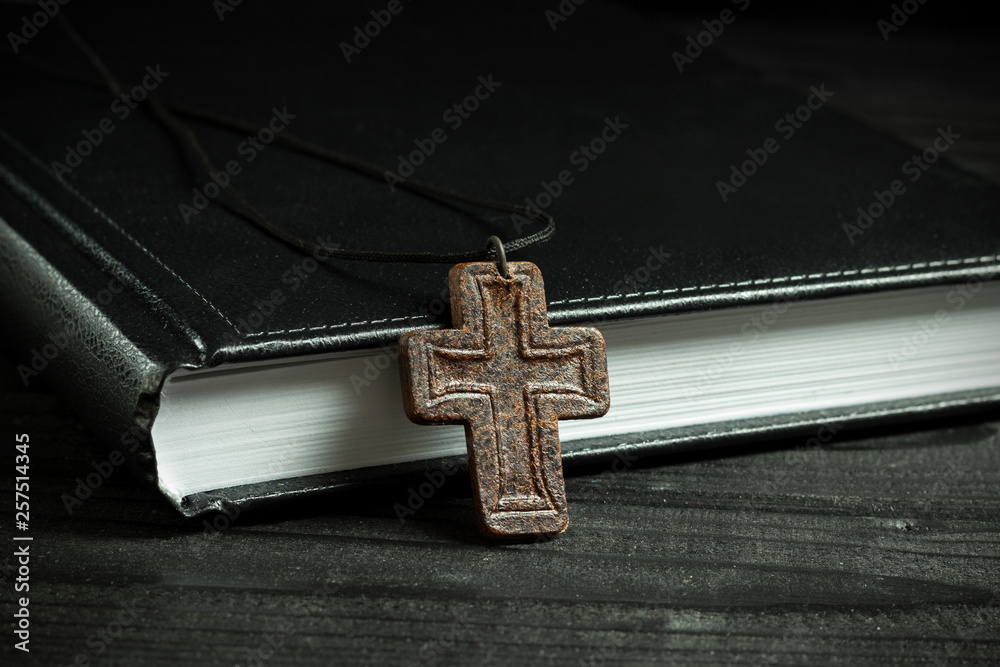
2, 1, 998, 516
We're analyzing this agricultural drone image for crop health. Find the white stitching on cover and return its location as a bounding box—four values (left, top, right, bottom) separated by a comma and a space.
17, 132, 998, 339
244, 254, 1000, 338
242, 315, 426, 338
61, 180, 241, 332
546, 255, 1000, 306
5, 132, 242, 333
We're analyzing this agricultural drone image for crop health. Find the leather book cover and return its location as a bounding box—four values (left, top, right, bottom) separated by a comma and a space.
1, 1, 998, 515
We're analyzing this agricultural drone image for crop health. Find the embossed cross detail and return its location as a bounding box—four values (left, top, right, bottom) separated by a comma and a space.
399, 261, 610, 538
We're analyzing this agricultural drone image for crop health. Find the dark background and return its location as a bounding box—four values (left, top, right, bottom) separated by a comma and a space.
2, 1, 1000, 665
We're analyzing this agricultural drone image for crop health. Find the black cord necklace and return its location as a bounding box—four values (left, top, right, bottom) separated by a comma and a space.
50, 14, 610, 541
57, 15, 554, 266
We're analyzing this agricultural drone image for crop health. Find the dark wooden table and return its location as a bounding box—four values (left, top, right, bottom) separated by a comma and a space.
4, 348, 1000, 665
4, 16, 1000, 667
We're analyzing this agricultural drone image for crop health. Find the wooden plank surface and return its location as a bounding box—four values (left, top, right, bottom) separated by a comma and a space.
3, 347, 999, 665
4, 17, 1000, 667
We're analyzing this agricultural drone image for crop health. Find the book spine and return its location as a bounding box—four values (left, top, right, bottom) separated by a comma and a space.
0, 217, 168, 499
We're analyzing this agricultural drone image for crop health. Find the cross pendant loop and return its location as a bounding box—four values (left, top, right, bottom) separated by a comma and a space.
484, 235, 510, 279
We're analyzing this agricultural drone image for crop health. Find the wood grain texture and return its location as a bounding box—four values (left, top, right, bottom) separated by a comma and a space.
4, 18, 1000, 666
2, 342, 999, 666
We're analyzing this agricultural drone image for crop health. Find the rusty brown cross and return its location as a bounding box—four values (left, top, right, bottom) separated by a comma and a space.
399, 261, 610, 538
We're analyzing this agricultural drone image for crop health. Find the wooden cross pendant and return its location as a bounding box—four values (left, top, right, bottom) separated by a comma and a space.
399, 261, 610, 538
